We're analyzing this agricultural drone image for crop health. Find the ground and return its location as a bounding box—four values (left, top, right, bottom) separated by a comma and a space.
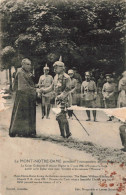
0, 93, 126, 163
0, 92, 126, 195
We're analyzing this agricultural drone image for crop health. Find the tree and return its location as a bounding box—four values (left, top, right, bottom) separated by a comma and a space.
0, 0, 125, 78
1, 46, 15, 90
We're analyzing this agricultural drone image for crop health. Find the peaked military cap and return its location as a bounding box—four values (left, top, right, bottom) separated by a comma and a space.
68, 69, 74, 74
105, 74, 112, 77
85, 71, 90, 76
53, 61, 65, 67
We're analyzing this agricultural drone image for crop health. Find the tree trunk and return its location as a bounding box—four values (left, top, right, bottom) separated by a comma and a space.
9, 67, 12, 91
6, 69, 8, 84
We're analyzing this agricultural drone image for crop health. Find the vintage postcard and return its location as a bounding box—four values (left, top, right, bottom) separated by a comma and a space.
0, 0, 126, 195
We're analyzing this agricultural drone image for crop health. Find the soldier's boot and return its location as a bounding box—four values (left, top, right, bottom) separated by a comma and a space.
57, 120, 65, 138
65, 121, 71, 138
86, 110, 91, 121
41, 105, 45, 119
92, 110, 97, 121
46, 105, 51, 119
62, 114, 71, 138
56, 111, 66, 138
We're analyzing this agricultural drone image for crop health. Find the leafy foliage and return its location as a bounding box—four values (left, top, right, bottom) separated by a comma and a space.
0, 0, 125, 78
1, 46, 15, 68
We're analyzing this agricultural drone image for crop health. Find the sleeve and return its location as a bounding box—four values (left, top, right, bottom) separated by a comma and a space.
58, 77, 71, 100
12, 71, 18, 91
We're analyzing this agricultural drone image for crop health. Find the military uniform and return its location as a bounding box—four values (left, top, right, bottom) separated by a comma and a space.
67, 70, 78, 118
38, 74, 53, 118
81, 80, 97, 108
102, 82, 116, 108
53, 61, 72, 138
75, 81, 81, 106
81, 72, 97, 121
53, 73, 71, 105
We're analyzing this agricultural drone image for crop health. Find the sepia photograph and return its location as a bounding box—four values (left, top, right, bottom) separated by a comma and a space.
0, 0, 126, 194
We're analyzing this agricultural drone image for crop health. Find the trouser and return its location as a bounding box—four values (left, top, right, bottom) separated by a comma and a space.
41, 104, 51, 118
56, 111, 71, 138
86, 110, 96, 119
41, 105, 46, 117
41, 96, 51, 118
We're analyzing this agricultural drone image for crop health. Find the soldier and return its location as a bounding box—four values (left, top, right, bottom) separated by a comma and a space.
102, 74, 116, 121
81, 71, 97, 121
67, 69, 78, 119
38, 64, 53, 119
53, 61, 72, 138
97, 73, 106, 108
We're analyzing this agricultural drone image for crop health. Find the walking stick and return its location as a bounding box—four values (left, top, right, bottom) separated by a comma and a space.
72, 111, 90, 136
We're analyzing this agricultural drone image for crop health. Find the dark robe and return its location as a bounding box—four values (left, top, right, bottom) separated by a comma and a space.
9, 68, 36, 137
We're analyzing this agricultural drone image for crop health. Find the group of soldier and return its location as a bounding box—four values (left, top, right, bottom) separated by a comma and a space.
10, 58, 126, 150
36, 60, 126, 149
37, 60, 126, 122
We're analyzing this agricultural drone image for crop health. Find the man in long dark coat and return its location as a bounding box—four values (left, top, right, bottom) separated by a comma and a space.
9, 58, 36, 137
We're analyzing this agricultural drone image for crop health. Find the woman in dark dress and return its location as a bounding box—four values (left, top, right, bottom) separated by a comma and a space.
9, 58, 36, 137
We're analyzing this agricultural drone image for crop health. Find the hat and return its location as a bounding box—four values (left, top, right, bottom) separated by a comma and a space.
53, 61, 65, 67
43, 63, 49, 70
85, 71, 90, 76
68, 69, 74, 74
105, 74, 112, 77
